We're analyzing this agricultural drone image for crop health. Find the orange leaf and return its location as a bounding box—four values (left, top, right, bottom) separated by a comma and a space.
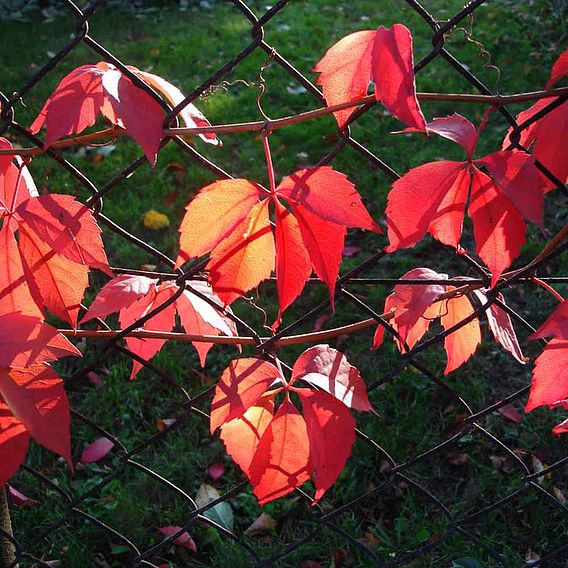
249, 400, 311, 505
207, 200, 275, 305
439, 289, 481, 375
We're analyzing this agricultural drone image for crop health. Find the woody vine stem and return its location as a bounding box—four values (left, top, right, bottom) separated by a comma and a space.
0, 87, 567, 157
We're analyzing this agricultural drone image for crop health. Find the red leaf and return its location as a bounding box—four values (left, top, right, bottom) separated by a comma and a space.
0, 153, 39, 216
81, 437, 115, 463
157, 526, 197, 552
276, 167, 379, 232
208, 463, 225, 481
314, 30, 376, 129
219, 395, 274, 475
371, 24, 426, 131
473, 289, 526, 364
476, 151, 545, 227
373, 268, 447, 351
0, 313, 80, 368
469, 168, 526, 287
391, 268, 447, 337
0, 404, 29, 488
529, 299, 568, 340
546, 48, 568, 89
119, 282, 177, 379
0, 137, 13, 174
210, 359, 281, 433
552, 418, 568, 436
438, 290, 481, 375
0, 366, 71, 467
176, 179, 262, 265
31, 63, 204, 165
18, 224, 89, 326
496, 404, 522, 424
273, 200, 312, 330
291, 345, 375, 413
0, 225, 43, 319
81, 275, 159, 323
415, 114, 477, 158
386, 161, 467, 251
291, 203, 346, 308
134, 69, 220, 147
206, 200, 275, 305
248, 399, 311, 505
526, 339, 568, 412
503, 98, 568, 189
298, 390, 355, 503
427, 166, 471, 249
16, 194, 111, 274
102, 69, 165, 164
8, 485, 39, 507
176, 281, 237, 366
30, 64, 107, 147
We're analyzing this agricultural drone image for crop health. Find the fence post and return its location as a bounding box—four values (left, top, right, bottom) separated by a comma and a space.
0, 488, 16, 568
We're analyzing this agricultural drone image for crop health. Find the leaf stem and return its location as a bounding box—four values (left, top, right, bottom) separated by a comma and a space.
530, 277, 565, 303
262, 134, 276, 194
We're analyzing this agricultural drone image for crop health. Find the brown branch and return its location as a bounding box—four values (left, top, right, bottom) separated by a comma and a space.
2, 87, 566, 157
59, 315, 385, 348
59, 284, 478, 348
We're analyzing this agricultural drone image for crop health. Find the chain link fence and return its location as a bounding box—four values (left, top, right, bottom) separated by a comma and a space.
0, 0, 567, 566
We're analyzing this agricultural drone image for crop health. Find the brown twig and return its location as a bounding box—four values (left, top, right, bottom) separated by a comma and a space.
59, 284, 478, 348
1, 87, 566, 157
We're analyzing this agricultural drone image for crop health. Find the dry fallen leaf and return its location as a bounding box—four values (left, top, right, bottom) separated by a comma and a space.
143, 210, 171, 230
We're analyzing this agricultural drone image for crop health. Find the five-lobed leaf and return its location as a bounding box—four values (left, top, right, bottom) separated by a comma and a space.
372, 268, 526, 375
386, 114, 546, 286
212, 346, 375, 504
31, 62, 219, 165
83, 275, 236, 379
176, 166, 377, 325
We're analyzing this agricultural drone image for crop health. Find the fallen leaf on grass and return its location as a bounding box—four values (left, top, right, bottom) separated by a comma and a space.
82, 437, 115, 463
496, 403, 521, 423
156, 418, 177, 432
244, 512, 276, 536
157, 526, 197, 552
195, 483, 234, 531
8, 485, 39, 506
143, 210, 170, 230
87, 371, 104, 388
208, 462, 225, 481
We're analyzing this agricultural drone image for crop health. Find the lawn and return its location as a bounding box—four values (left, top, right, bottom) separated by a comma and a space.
2, 0, 567, 566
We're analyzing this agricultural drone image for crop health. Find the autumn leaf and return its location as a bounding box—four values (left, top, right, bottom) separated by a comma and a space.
315, 24, 425, 130
526, 300, 568, 428
157, 526, 197, 552
372, 268, 527, 375
0, 366, 72, 486
0, 313, 80, 368
212, 346, 375, 504
30, 63, 219, 165
81, 437, 115, 463
386, 114, 547, 286
82, 275, 236, 378
438, 288, 481, 375
176, 166, 377, 326
132, 68, 220, 147
0, 142, 110, 325
372, 267, 447, 351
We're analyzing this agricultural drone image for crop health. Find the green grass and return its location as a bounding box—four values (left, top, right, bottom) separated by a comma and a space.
3, 0, 568, 566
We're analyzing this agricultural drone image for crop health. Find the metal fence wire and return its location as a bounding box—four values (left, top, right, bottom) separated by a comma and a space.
0, 0, 567, 566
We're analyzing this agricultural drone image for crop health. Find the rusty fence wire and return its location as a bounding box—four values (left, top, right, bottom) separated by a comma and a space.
0, 0, 567, 566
